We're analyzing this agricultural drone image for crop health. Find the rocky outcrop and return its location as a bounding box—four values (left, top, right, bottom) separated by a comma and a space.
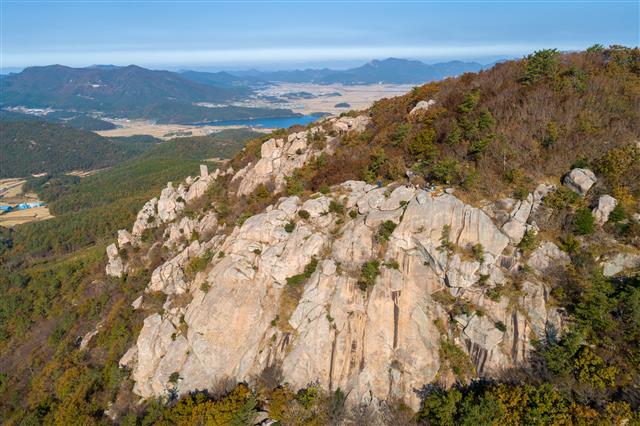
409, 99, 436, 115
330, 115, 370, 133
563, 168, 596, 195
527, 242, 570, 276
157, 183, 186, 223
234, 129, 329, 196
120, 180, 563, 410
105, 243, 125, 278
233, 117, 368, 197
602, 252, 640, 277
592, 195, 617, 225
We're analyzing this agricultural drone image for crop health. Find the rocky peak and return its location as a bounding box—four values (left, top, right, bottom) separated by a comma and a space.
105, 114, 638, 414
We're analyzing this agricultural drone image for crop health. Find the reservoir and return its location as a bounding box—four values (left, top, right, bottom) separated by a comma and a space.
199, 113, 323, 129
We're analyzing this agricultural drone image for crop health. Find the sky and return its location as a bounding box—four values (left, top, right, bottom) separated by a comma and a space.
1, 0, 638, 71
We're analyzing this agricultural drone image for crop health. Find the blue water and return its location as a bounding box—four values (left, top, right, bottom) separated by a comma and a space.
198, 114, 322, 129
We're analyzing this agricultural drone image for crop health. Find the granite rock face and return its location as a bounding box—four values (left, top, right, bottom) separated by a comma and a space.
233, 116, 369, 197
119, 182, 563, 411
108, 117, 638, 414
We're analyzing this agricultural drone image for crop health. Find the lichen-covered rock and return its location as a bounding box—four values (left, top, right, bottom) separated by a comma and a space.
563, 168, 596, 195
592, 195, 617, 225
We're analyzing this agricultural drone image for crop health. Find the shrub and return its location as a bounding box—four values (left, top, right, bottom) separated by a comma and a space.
384, 259, 400, 270
486, 286, 503, 302
518, 229, 537, 252
285, 175, 304, 196
376, 220, 397, 242
297, 209, 310, 220
284, 221, 295, 233
286, 257, 318, 286
607, 204, 626, 223
472, 243, 484, 263
439, 339, 475, 380
438, 225, 454, 253
458, 90, 480, 113
169, 372, 180, 384
477, 108, 495, 130
445, 122, 462, 145
432, 158, 462, 184
329, 200, 344, 214
349, 209, 358, 219
495, 321, 507, 332
185, 250, 213, 279
521, 49, 559, 85
542, 121, 559, 148
574, 208, 595, 235
391, 123, 410, 146
544, 186, 580, 209
359, 260, 380, 290
408, 127, 438, 162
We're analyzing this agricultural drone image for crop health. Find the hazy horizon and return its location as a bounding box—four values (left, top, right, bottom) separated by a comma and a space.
2, 1, 637, 70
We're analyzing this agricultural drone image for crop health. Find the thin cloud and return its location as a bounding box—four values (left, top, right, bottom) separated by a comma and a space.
2, 43, 589, 68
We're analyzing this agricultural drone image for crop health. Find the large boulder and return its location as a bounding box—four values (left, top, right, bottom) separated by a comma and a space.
132, 198, 159, 237
157, 183, 186, 222
563, 168, 596, 195
592, 195, 617, 225
527, 242, 570, 276
409, 99, 436, 115
602, 252, 640, 277
105, 243, 124, 278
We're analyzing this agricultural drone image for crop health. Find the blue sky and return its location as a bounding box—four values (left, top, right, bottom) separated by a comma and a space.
1, 1, 638, 70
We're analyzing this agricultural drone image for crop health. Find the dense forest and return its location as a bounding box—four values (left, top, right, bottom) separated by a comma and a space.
0, 110, 118, 131
0, 121, 160, 178
0, 46, 639, 425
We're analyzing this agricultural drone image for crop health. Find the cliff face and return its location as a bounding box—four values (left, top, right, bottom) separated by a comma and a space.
106, 113, 637, 412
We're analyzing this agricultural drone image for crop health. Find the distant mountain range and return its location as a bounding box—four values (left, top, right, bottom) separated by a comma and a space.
0, 58, 487, 124
0, 65, 298, 124
219, 58, 485, 85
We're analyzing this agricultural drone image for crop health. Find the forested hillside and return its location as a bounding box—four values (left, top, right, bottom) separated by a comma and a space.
0, 65, 299, 124
0, 109, 118, 131
0, 46, 639, 425
3, 129, 260, 263
0, 121, 158, 178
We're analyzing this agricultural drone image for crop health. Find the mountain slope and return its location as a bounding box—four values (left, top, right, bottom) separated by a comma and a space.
1, 47, 639, 425
0, 121, 159, 178
1, 64, 243, 111
0, 109, 117, 131
1, 65, 298, 124
228, 57, 484, 84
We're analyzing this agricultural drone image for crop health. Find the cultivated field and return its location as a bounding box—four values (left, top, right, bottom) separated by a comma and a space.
0, 178, 53, 227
